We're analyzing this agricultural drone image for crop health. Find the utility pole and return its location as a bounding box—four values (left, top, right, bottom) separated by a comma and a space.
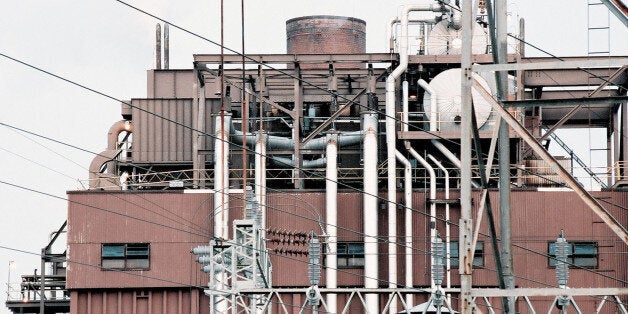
460, 0, 475, 312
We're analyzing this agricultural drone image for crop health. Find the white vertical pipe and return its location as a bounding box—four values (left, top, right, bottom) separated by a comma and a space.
427, 155, 451, 290
325, 133, 338, 313
255, 132, 267, 232
214, 115, 231, 239
363, 112, 379, 311
395, 150, 413, 309
407, 146, 436, 289
383, 5, 441, 311
213, 115, 230, 314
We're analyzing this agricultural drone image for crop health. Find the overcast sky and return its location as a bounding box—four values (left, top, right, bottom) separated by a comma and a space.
1, 1, 627, 311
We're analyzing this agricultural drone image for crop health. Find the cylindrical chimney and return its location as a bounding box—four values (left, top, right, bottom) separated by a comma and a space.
286, 15, 366, 69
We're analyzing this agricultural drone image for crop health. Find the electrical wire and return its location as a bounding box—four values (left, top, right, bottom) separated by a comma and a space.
1, 2, 625, 306
2, 48, 625, 293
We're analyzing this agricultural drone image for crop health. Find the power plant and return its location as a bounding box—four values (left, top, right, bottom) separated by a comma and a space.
5, 1, 628, 313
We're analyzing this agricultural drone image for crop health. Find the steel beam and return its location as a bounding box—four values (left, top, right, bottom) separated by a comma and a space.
600, 0, 628, 28
194, 53, 397, 65
473, 58, 628, 72
473, 79, 628, 245
502, 96, 627, 107
471, 288, 628, 297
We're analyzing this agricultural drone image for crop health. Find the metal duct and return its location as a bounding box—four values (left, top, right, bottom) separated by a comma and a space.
269, 156, 327, 168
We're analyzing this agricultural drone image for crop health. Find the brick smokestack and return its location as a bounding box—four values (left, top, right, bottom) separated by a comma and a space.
286, 15, 366, 69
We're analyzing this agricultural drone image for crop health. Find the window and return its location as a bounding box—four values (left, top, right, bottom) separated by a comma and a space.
548, 242, 597, 268
102, 243, 150, 270
449, 241, 484, 268
337, 242, 364, 268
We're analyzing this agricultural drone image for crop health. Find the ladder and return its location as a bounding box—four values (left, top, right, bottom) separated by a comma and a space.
548, 132, 608, 188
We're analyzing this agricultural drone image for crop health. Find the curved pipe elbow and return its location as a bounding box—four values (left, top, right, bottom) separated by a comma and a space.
107, 120, 133, 150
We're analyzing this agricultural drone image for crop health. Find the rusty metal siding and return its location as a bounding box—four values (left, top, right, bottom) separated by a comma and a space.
67, 191, 213, 289
70, 289, 208, 314
132, 99, 195, 163
67, 189, 627, 311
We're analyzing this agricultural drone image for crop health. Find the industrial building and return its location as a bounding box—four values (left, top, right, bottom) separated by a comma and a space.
6, 1, 628, 313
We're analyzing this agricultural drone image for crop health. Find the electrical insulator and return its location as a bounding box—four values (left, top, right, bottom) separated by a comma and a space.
308, 232, 321, 286
555, 231, 570, 287
431, 236, 445, 286
191, 245, 212, 255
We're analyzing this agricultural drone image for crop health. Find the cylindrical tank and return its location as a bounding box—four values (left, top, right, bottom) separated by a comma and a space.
286, 15, 366, 69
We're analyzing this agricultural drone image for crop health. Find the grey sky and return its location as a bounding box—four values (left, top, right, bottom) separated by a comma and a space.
1, 1, 626, 312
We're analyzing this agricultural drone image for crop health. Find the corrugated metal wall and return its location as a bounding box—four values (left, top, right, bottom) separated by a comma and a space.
67, 189, 628, 313
71, 289, 209, 314
131, 99, 214, 163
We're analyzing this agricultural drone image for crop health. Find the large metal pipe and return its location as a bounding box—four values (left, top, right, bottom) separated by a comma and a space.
427, 155, 451, 290
107, 120, 133, 150
231, 125, 362, 150
387, 18, 440, 53
395, 150, 413, 309
407, 145, 436, 289
431, 140, 481, 188
383, 7, 439, 310
269, 156, 327, 168
362, 112, 379, 311
418, 79, 438, 132
325, 133, 338, 313
255, 131, 267, 237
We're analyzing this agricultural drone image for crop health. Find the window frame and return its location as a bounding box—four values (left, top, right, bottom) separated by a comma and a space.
547, 241, 598, 269
449, 241, 484, 268
101, 243, 151, 271
336, 242, 365, 268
